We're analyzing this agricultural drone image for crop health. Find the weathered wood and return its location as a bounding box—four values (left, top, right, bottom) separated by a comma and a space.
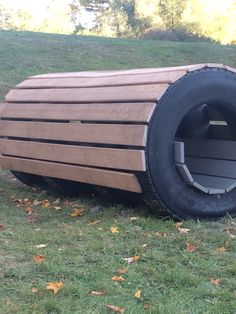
0, 156, 142, 192
0, 102, 156, 122
184, 138, 236, 160
0, 139, 146, 171
29, 63, 222, 79
186, 157, 236, 179
0, 121, 147, 146
5, 84, 169, 103
17, 71, 186, 89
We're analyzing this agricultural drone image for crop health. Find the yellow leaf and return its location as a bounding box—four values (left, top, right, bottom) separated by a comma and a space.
134, 289, 142, 299
42, 200, 50, 208
107, 304, 126, 313
111, 227, 119, 234
112, 276, 124, 282
70, 208, 85, 217
216, 246, 226, 253
178, 227, 190, 234
88, 220, 101, 225
33, 255, 45, 263
133, 255, 140, 262
116, 268, 128, 275
46, 282, 64, 294
89, 290, 107, 296
175, 222, 183, 229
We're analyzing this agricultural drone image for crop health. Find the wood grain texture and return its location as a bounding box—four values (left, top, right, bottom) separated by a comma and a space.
0, 139, 146, 171
0, 102, 156, 122
5, 84, 169, 103
0, 121, 147, 146
17, 71, 185, 88
29, 64, 221, 79
0, 156, 142, 192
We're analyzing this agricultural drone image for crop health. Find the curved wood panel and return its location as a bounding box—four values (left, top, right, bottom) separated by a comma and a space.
17, 71, 185, 88
0, 156, 142, 192
0, 121, 147, 146
0, 139, 146, 171
0, 102, 156, 122
5, 84, 169, 103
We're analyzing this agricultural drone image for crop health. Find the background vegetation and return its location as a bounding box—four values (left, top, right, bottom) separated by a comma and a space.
0, 0, 236, 44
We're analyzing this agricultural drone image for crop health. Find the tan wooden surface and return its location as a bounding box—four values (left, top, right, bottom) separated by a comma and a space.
17, 71, 185, 88
0, 102, 156, 122
0, 139, 146, 171
0, 156, 142, 192
0, 121, 147, 146
29, 64, 223, 79
6, 84, 169, 103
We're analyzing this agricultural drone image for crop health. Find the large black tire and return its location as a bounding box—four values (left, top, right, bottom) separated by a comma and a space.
11, 171, 45, 187
143, 69, 236, 219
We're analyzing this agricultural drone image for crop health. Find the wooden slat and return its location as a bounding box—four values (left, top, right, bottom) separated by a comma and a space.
0, 139, 146, 171
0, 121, 147, 146
186, 157, 236, 179
29, 64, 210, 79
17, 71, 186, 88
208, 125, 230, 140
0, 102, 156, 122
5, 84, 169, 103
184, 138, 236, 160
0, 156, 142, 193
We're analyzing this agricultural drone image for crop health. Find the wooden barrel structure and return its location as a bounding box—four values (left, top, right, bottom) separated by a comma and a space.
1, 63, 236, 219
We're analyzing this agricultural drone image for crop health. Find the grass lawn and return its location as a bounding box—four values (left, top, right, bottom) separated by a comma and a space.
0, 30, 236, 313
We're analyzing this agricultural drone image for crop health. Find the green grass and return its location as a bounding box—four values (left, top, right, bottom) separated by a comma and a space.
0, 30, 236, 313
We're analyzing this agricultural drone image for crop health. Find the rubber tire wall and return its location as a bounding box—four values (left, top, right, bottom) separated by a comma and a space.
142, 69, 236, 219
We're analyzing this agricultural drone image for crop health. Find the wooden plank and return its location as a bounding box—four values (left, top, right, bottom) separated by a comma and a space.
17, 71, 186, 88
5, 84, 169, 103
184, 138, 236, 160
0, 121, 147, 146
175, 163, 193, 183
186, 157, 236, 179
0, 139, 146, 171
0, 156, 142, 193
0, 102, 156, 122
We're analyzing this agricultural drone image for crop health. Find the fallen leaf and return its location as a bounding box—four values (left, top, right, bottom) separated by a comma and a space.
88, 220, 101, 225
89, 290, 107, 296
186, 243, 197, 252
178, 227, 191, 234
26, 213, 38, 223
42, 200, 50, 208
111, 227, 119, 234
142, 244, 149, 248
25, 207, 33, 214
112, 276, 124, 282
70, 208, 85, 217
32, 200, 42, 206
33, 255, 45, 263
46, 282, 64, 294
144, 303, 151, 310
175, 222, 183, 229
216, 246, 226, 253
98, 227, 104, 231
53, 198, 60, 205
155, 232, 167, 237
210, 278, 220, 286
116, 268, 128, 275
54, 206, 62, 210
130, 217, 140, 222
123, 255, 140, 264
35, 244, 48, 249
31, 287, 38, 293
134, 289, 142, 299
35, 228, 41, 232
0, 224, 5, 231
107, 304, 126, 313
